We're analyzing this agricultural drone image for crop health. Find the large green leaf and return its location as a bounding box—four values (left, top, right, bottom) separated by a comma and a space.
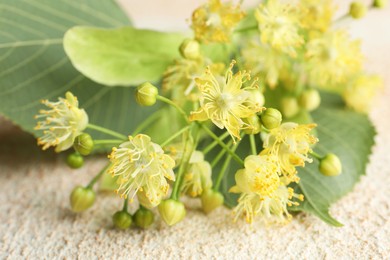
0, 0, 156, 140
64, 26, 184, 86
220, 93, 375, 226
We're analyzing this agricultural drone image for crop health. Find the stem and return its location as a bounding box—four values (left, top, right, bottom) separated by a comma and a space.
234, 25, 258, 34
93, 139, 123, 146
156, 95, 188, 123
87, 164, 110, 189
132, 110, 163, 135
122, 198, 128, 212
261, 126, 270, 133
214, 143, 239, 191
160, 126, 191, 147
203, 131, 230, 155
87, 123, 127, 140
249, 134, 257, 155
199, 123, 244, 166
211, 140, 233, 168
310, 151, 323, 161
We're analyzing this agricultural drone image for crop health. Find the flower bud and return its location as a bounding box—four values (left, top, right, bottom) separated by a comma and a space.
137, 189, 162, 209
243, 115, 262, 135
135, 82, 158, 106
179, 39, 201, 60
134, 207, 154, 229
201, 189, 224, 214
260, 108, 282, 130
280, 97, 299, 118
349, 1, 367, 19
373, 0, 387, 8
66, 153, 84, 169
112, 210, 132, 229
158, 199, 186, 226
246, 90, 265, 108
299, 89, 321, 111
70, 186, 96, 212
73, 133, 94, 156
319, 153, 342, 176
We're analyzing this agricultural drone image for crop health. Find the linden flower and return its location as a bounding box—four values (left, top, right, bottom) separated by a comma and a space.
181, 151, 212, 197
305, 30, 363, 89
242, 41, 289, 88
230, 155, 303, 223
256, 0, 304, 57
343, 73, 383, 114
108, 134, 175, 205
262, 122, 318, 183
189, 61, 264, 142
299, 0, 335, 33
34, 91, 88, 152
191, 0, 245, 43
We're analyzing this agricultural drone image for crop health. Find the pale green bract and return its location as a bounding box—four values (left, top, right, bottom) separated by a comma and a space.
64, 26, 185, 86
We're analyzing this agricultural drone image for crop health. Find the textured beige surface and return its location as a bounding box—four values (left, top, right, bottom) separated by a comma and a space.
1, 1, 390, 259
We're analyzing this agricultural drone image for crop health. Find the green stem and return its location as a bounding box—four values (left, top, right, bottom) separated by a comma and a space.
203, 131, 230, 155
211, 140, 233, 168
122, 198, 129, 212
87, 123, 127, 140
156, 95, 188, 123
132, 110, 163, 135
199, 123, 244, 166
214, 143, 239, 191
160, 126, 191, 147
261, 126, 270, 133
234, 25, 258, 34
249, 134, 257, 155
310, 151, 323, 160
93, 139, 123, 146
87, 164, 110, 189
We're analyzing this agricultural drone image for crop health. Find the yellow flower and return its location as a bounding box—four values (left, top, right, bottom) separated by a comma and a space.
305, 30, 363, 89
181, 151, 213, 197
191, 0, 245, 43
299, 0, 335, 33
108, 134, 175, 206
242, 40, 289, 88
256, 0, 304, 57
343, 73, 383, 113
262, 122, 318, 183
230, 155, 304, 224
34, 91, 88, 152
189, 61, 264, 142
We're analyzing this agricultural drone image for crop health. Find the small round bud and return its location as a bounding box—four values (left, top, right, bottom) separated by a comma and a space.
299, 89, 321, 111
66, 153, 84, 169
319, 153, 342, 176
134, 207, 154, 229
243, 115, 262, 135
373, 0, 387, 8
179, 39, 200, 60
349, 2, 367, 19
280, 97, 300, 118
201, 189, 224, 214
73, 133, 94, 156
260, 108, 282, 130
112, 211, 132, 229
135, 82, 158, 106
70, 186, 96, 212
158, 199, 186, 226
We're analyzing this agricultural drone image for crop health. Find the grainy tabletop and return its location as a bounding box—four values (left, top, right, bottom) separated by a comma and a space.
1, 0, 389, 258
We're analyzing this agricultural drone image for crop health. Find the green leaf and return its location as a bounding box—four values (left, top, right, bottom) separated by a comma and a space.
64, 26, 185, 86
220, 93, 376, 226
0, 0, 157, 144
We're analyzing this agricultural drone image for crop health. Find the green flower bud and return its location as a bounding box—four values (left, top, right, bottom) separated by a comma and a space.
134, 207, 154, 229
135, 82, 158, 106
73, 133, 94, 156
280, 97, 299, 118
299, 89, 321, 112
70, 186, 95, 212
179, 39, 200, 60
260, 108, 282, 130
66, 153, 84, 169
158, 199, 186, 226
350, 1, 367, 19
201, 189, 224, 214
319, 153, 342, 176
373, 0, 387, 8
243, 115, 262, 134
112, 211, 132, 229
